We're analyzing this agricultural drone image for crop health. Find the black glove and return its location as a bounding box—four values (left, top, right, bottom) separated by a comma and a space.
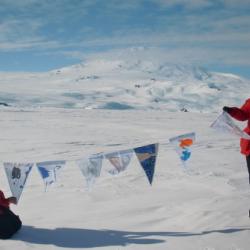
223, 106, 231, 113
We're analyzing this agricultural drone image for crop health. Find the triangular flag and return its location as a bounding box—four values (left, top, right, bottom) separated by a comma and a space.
76, 154, 103, 188
169, 132, 195, 167
211, 112, 250, 139
4, 162, 33, 203
36, 160, 66, 191
105, 149, 134, 175
134, 143, 159, 185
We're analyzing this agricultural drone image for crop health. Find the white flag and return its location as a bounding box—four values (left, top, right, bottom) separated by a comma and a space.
4, 162, 33, 203
105, 149, 134, 175
169, 132, 195, 167
36, 160, 66, 191
76, 154, 103, 188
211, 112, 250, 139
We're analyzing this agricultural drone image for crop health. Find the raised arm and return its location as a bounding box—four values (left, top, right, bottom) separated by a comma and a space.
223, 99, 250, 121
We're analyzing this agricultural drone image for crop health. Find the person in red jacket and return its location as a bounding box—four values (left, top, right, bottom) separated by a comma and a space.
0, 190, 17, 211
0, 190, 21, 239
223, 98, 250, 184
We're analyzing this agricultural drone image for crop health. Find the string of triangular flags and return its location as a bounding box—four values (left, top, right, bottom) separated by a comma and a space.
2, 112, 248, 203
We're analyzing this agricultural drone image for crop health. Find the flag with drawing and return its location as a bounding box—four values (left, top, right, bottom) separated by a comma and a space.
4, 162, 33, 203
169, 132, 195, 167
105, 149, 134, 175
36, 160, 66, 191
134, 143, 159, 185
76, 153, 103, 189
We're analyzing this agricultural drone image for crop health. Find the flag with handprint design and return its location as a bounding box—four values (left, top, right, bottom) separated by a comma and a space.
4, 162, 33, 203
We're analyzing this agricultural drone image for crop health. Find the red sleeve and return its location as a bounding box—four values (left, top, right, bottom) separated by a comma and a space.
228, 99, 250, 121
0, 190, 10, 208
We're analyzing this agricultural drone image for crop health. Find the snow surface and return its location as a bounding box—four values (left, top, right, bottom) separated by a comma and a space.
0, 107, 249, 250
0, 59, 249, 249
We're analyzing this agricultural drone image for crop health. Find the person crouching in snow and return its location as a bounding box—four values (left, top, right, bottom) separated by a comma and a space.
0, 190, 22, 239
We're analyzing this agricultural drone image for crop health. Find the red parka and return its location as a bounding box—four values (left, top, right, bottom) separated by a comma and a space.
0, 190, 10, 209
227, 98, 250, 155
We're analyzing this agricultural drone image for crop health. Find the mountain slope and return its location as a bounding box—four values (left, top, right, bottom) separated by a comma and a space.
0, 59, 249, 112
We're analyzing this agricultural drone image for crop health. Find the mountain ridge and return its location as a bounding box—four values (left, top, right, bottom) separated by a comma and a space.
0, 59, 249, 112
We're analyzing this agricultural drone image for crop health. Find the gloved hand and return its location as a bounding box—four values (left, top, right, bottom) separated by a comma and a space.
7, 196, 17, 205
223, 106, 231, 113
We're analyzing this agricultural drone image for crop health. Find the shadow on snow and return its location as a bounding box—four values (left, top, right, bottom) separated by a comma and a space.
12, 225, 250, 248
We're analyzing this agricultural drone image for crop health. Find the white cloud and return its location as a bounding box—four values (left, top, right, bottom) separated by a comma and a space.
153, 0, 250, 10
221, 0, 250, 8
0, 39, 61, 51
0, 0, 249, 71
152, 0, 215, 10
63, 34, 250, 67
0, 17, 56, 51
0, 19, 43, 41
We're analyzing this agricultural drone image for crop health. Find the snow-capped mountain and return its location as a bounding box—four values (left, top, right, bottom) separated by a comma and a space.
0, 59, 249, 112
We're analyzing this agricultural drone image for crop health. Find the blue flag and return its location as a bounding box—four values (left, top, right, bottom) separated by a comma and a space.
134, 143, 159, 185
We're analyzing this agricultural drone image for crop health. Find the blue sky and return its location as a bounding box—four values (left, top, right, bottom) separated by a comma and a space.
0, 0, 250, 78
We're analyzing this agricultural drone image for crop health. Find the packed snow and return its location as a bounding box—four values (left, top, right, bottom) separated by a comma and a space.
0, 59, 249, 249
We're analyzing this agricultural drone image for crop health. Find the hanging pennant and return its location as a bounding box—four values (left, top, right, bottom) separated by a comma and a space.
105, 149, 134, 175
36, 160, 66, 191
4, 162, 33, 203
76, 154, 103, 188
169, 132, 195, 167
210, 112, 250, 139
134, 143, 159, 185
